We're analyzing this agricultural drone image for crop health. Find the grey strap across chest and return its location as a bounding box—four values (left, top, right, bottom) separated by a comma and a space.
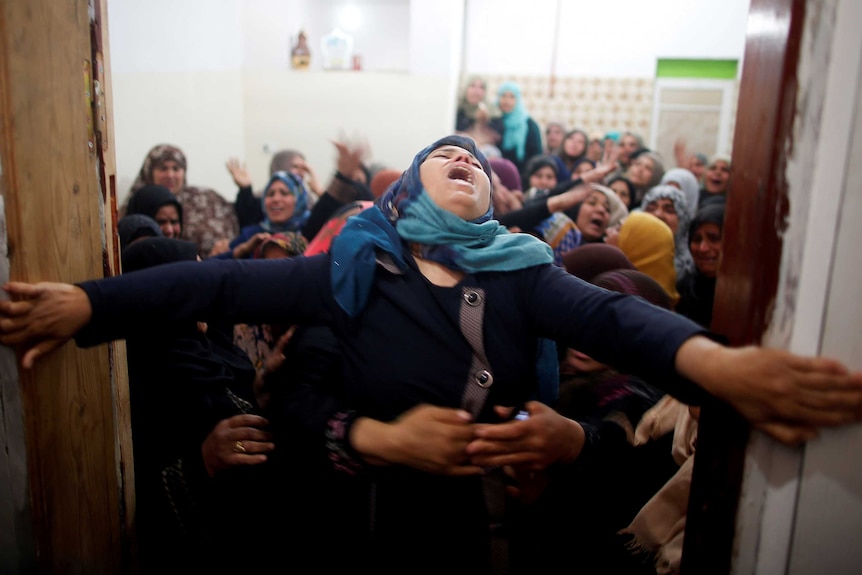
458, 286, 509, 574
458, 286, 494, 418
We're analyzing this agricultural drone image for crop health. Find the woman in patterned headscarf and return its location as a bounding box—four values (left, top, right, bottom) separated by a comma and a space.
641, 184, 694, 278
215, 171, 311, 260
126, 144, 239, 258
493, 81, 543, 174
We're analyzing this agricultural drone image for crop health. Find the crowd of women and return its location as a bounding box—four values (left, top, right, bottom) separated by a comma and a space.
1, 82, 859, 575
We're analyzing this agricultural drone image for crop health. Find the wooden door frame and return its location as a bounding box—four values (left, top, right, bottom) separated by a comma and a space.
0, 0, 133, 570
681, 0, 806, 572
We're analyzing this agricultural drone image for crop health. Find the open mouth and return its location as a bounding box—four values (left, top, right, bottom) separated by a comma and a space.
448, 165, 474, 185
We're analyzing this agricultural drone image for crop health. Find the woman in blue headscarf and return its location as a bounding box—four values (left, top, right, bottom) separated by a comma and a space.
4, 135, 862, 573
216, 171, 311, 259
493, 81, 543, 175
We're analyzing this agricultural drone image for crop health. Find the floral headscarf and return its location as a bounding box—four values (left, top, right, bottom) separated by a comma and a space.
253, 232, 308, 259
130, 144, 187, 194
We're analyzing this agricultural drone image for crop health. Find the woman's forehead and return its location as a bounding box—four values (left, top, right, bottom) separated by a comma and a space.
432, 144, 475, 157
587, 190, 609, 202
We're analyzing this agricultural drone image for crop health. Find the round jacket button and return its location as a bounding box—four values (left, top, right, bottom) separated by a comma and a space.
475, 370, 493, 388
464, 291, 481, 306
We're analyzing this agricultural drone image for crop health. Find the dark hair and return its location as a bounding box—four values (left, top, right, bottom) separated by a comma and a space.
592, 269, 673, 310
522, 154, 559, 189
688, 203, 726, 239
117, 214, 162, 251
607, 176, 637, 210
628, 147, 651, 162
121, 237, 198, 274
126, 185, 183, 226
571, 157, 596, 173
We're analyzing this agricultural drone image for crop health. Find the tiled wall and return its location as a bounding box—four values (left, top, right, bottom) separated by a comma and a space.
481, 76, 656, 141
478, 75, 739, 156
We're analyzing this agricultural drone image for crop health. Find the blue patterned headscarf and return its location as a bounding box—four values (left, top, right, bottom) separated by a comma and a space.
498, 81, 530, 162
331, 134, 553, 316
260, 171, 310, 232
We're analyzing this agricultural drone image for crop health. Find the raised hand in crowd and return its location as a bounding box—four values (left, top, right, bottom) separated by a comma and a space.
578, 139, 621, 184
226, 157, 253, 189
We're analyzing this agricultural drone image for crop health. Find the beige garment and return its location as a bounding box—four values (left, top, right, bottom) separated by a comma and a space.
622, 395, 699, 575
622, 457, 694, 575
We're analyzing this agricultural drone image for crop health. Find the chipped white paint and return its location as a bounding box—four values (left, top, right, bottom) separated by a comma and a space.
732, 0, 862, 573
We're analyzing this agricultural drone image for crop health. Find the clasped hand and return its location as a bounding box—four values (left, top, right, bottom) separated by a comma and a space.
364, 402, 583, 482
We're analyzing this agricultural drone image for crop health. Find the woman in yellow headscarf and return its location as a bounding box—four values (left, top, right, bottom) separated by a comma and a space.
607, 211, 680, 307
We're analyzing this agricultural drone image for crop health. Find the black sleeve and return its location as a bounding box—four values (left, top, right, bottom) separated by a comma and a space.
496, 177, 585, 230
301, 175, 373, 242
301, 193, 346, 242
548, 178, 585, 196
497, 200, 552, 230
524, 118, 544, 166
266, 325, 346, 456
527, 265, 715, 405
455, 109, 472, 132
234, 186, 264, 229
75, 254, 335, 347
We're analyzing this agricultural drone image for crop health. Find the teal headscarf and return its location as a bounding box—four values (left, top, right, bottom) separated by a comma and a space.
498, 81, 529, 162
330, 135, 553, 316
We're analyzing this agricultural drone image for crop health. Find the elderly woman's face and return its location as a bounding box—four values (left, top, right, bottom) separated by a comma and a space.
419, 145, 491, 221
644, 198, 680, 234
152, 160, 185, 195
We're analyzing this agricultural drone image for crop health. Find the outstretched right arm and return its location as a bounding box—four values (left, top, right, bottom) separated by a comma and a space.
0, 282, 92, 368
0, 254, 333, 368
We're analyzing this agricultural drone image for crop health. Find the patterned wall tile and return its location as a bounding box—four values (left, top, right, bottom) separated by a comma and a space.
470, 75, 738, 159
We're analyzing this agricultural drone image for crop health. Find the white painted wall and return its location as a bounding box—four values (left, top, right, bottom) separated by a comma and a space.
107, 0, 750, 205
464, 0, 750, 76
108, 0, 419, 203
